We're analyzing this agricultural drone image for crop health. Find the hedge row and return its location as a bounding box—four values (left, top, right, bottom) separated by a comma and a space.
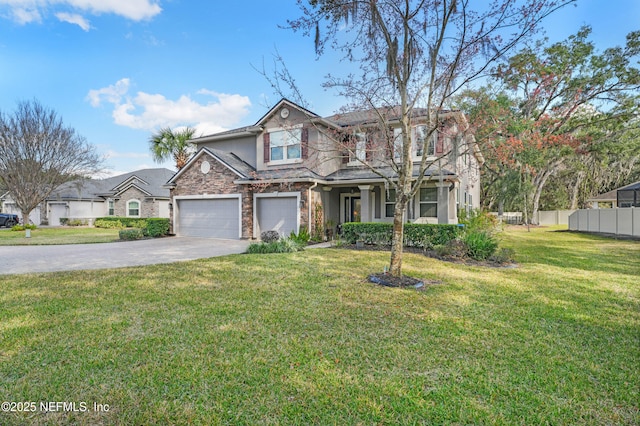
341, 222, 461, 248
95, 217, 170, 238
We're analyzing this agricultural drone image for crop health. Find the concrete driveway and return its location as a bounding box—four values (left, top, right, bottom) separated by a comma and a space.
0, 237, 250, 275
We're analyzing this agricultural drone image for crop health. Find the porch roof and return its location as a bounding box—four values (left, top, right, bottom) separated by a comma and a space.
324, 166, 456, 182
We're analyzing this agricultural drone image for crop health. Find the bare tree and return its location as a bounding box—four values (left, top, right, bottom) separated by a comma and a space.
0, 100, 103, 224
283, 0, 573, 276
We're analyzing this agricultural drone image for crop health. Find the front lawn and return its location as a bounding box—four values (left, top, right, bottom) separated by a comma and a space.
0, 227, 120, 245
0, 228, 638, 424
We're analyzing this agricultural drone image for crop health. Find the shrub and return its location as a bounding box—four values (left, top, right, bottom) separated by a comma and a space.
247, 237, 302, 254
289, 226, 310, 246
463, 231, 498, 260
11, 224, 36, 231
144, 218, 170, 238
459, 209, 498, 234
96, 217, 147, 228
341, 222, 460, 248
260, 230, 280, 243
119, 229, 144, 241
95, 219, 124, 229
66, 219, 88, 226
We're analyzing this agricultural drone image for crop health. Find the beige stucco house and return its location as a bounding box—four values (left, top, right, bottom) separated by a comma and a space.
165, 99, 484, 239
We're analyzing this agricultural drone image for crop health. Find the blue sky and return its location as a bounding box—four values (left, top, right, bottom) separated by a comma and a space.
0, 0, 638, 175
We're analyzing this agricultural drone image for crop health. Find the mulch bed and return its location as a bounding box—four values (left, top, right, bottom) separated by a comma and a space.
368, 273, 442, 289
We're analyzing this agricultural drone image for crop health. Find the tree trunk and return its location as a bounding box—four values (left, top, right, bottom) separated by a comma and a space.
21, 209, 31, 226
389, 198, 407, 277
531, 161, 563, 225
569, 171, 585, 210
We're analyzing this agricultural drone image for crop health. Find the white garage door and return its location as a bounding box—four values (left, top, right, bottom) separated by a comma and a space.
256, 197, 298, 236
49, 203, 67, 226
177, 198, 240, 239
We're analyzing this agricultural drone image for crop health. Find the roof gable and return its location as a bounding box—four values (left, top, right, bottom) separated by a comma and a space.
167, 147, 256, 185
255, 98, 319, 126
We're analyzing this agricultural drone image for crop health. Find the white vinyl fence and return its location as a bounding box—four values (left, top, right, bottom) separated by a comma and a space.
492, 210, 576, 226
569, 208, 639, 238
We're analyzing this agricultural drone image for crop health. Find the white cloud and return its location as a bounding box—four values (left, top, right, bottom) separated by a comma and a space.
0, 0, 161, 28
86, 78, 130, 107
11, 7, 41, 24
55, 12, 90, 31
87, 78, 253, 136
65, 0, 161, 21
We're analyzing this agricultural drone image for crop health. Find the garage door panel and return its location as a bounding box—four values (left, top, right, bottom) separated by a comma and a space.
177, 198, 240, 239
257, 197, 297, 236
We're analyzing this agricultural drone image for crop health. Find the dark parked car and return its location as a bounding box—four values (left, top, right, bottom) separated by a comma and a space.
0, 213, 19, 228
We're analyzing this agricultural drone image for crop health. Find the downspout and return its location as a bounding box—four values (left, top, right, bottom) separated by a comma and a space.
308, 181, 318, 232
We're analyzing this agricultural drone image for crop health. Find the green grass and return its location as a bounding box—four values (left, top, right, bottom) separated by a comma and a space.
0, 228, 638, 425
0, 227, 121, 245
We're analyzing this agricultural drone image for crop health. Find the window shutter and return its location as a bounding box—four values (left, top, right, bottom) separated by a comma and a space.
366, 134, 373, 162
263, 132, 270, 162
301, 127, 309, 159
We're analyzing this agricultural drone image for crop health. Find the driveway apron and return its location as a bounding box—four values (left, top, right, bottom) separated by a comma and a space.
0, 237, 250, 275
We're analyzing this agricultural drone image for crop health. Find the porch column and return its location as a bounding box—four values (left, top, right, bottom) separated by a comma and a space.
436, 182, 451, 224
358, 185, 372, 222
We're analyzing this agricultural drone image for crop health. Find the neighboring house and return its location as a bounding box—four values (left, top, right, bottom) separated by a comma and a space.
165, 99, 484, 239
587, 181, 640, 209
0, 168, 174, 225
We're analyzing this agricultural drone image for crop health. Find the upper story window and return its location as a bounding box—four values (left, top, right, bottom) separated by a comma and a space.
393, 126, 438, 160
413, 125, 436, 157
127, 200, 140, 217
266, 127, 302, 163
348, 132, 367, 164
393, 128, 403, 160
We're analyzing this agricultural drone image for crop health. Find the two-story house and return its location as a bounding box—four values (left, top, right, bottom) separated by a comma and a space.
165, 99, 483, 239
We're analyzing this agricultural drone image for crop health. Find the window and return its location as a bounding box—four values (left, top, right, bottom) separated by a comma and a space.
349, 132, 367, 164
127, 200, 140, 217
419, 187, 438, 218
413, 125, 436, 157
269, 128, 301, 162
393, 128, 403, 159
107, 199, 114, 216
385, 189, 396, 217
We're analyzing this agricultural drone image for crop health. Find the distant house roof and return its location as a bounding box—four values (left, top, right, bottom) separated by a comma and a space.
48, 168, 175, 201
588, 181, 640, 202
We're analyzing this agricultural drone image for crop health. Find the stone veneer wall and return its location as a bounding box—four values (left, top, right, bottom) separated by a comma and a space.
170, 152, 316, 239
114, 186, 160, 218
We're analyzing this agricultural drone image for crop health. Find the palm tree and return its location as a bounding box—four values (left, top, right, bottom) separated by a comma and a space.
149, 127, 197, 170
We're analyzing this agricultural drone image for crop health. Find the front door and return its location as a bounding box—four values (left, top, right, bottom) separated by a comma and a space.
344, 196, 361, 223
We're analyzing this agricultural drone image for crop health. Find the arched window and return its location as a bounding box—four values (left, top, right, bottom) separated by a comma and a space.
127, 199, 140, 217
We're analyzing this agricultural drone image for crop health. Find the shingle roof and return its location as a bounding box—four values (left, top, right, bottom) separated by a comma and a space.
49, 168, 174, 201
588, 181, 640, 201
325, 166, 455, 181
206, 148, 256, 178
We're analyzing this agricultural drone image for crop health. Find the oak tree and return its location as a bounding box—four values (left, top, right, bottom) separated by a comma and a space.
287, 0, 573, 275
